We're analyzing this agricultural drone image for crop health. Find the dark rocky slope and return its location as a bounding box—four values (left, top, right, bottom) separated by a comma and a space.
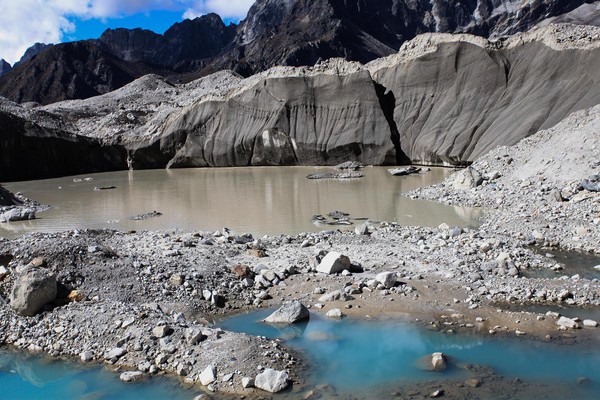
0, 107, 127, 181
1, 0, 598, 105
0, 41, 162, 105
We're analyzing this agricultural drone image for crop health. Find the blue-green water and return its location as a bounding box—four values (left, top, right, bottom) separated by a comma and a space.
0, 349, 197, 400
220, 309, 600, 394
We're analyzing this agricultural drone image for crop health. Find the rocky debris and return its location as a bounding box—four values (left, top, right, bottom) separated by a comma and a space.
409, 104, 600, 254
316, 252, 352, 274
264, 300, 309, 324
9, 268, 57, 316
388, 166, 421, 176
120, 371, 145, 382
306, 173, 364, 180
334, 161, 365, 171
255, 368, 289, 393
130, 211, 162, 221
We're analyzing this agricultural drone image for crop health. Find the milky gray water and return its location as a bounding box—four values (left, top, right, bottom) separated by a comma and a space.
1, 166, 481, 238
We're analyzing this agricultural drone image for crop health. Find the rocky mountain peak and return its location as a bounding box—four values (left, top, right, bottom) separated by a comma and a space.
97, 13, 237, 68
0, 59, 11, 77
14, 43, 53, 67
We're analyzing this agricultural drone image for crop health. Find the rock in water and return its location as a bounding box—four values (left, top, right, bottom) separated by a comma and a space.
316, 252, 351, 274
120, 371, 144, 382
430, 352, 447, 372
388, 166, 421, 176
452, 167, 483, 190
10, 268, 57, 316
264, 300, 309, 324
0, 208, 36, 223
255, 368, 289, 393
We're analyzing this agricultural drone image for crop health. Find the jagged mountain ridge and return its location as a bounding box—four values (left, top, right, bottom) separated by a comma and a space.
0, 0, 598, 104
1, 24, 599, 181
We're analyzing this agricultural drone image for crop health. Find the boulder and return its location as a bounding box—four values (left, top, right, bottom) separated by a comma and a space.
120, 371, 145, 382
199, 365, 217, 386
388, 166, 421, 176
417, 352, 448, 372
556, 316, 580, 329
152, 325, 173, 338
326, 308, 343, 319
334, 161, 364, 171
430, 352, 447, 372
316, 252, 351, 274
452, 167, 483, 190
241, 376, 254, 388
375, 271, 397, 289
255, 368, 289, 393
264, 300, 309, 324
10, 268, 57, 316
0, 207, 36, 223
583, 319, 598, 328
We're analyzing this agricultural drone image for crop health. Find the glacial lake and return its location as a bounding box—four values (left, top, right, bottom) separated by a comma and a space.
221, 309, 600, 399
1, 166, 481, 238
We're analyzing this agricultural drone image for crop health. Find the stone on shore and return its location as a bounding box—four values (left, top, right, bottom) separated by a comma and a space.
255, 368, 289, 393
556, 316, 581, 329
453, 167, 483, 190
10, 268, 57, 316
375, 271, 397, 289
120, 371, 145, 382
316, 252, 351, 274
241, 377, 254, 388
199, 365, 217, 386
583, 319, 598, 328
326, 308, 343, 318
264, 300, 309, 324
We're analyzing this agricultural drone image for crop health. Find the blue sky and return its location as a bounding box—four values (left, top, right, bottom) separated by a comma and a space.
67, 11, 239, 42
0, 1, 254, 64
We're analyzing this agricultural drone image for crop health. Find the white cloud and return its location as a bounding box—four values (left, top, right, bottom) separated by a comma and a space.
0, 0, 254, 65
183, 0, 254, 20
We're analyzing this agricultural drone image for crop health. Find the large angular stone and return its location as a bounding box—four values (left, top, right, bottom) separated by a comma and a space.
10, 268, 57, 316
316, 252, 351, 274
255, 368, 289, 393
264, 300, 309, 324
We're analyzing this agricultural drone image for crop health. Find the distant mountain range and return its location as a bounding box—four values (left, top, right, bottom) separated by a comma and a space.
0, 0, 599, 105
